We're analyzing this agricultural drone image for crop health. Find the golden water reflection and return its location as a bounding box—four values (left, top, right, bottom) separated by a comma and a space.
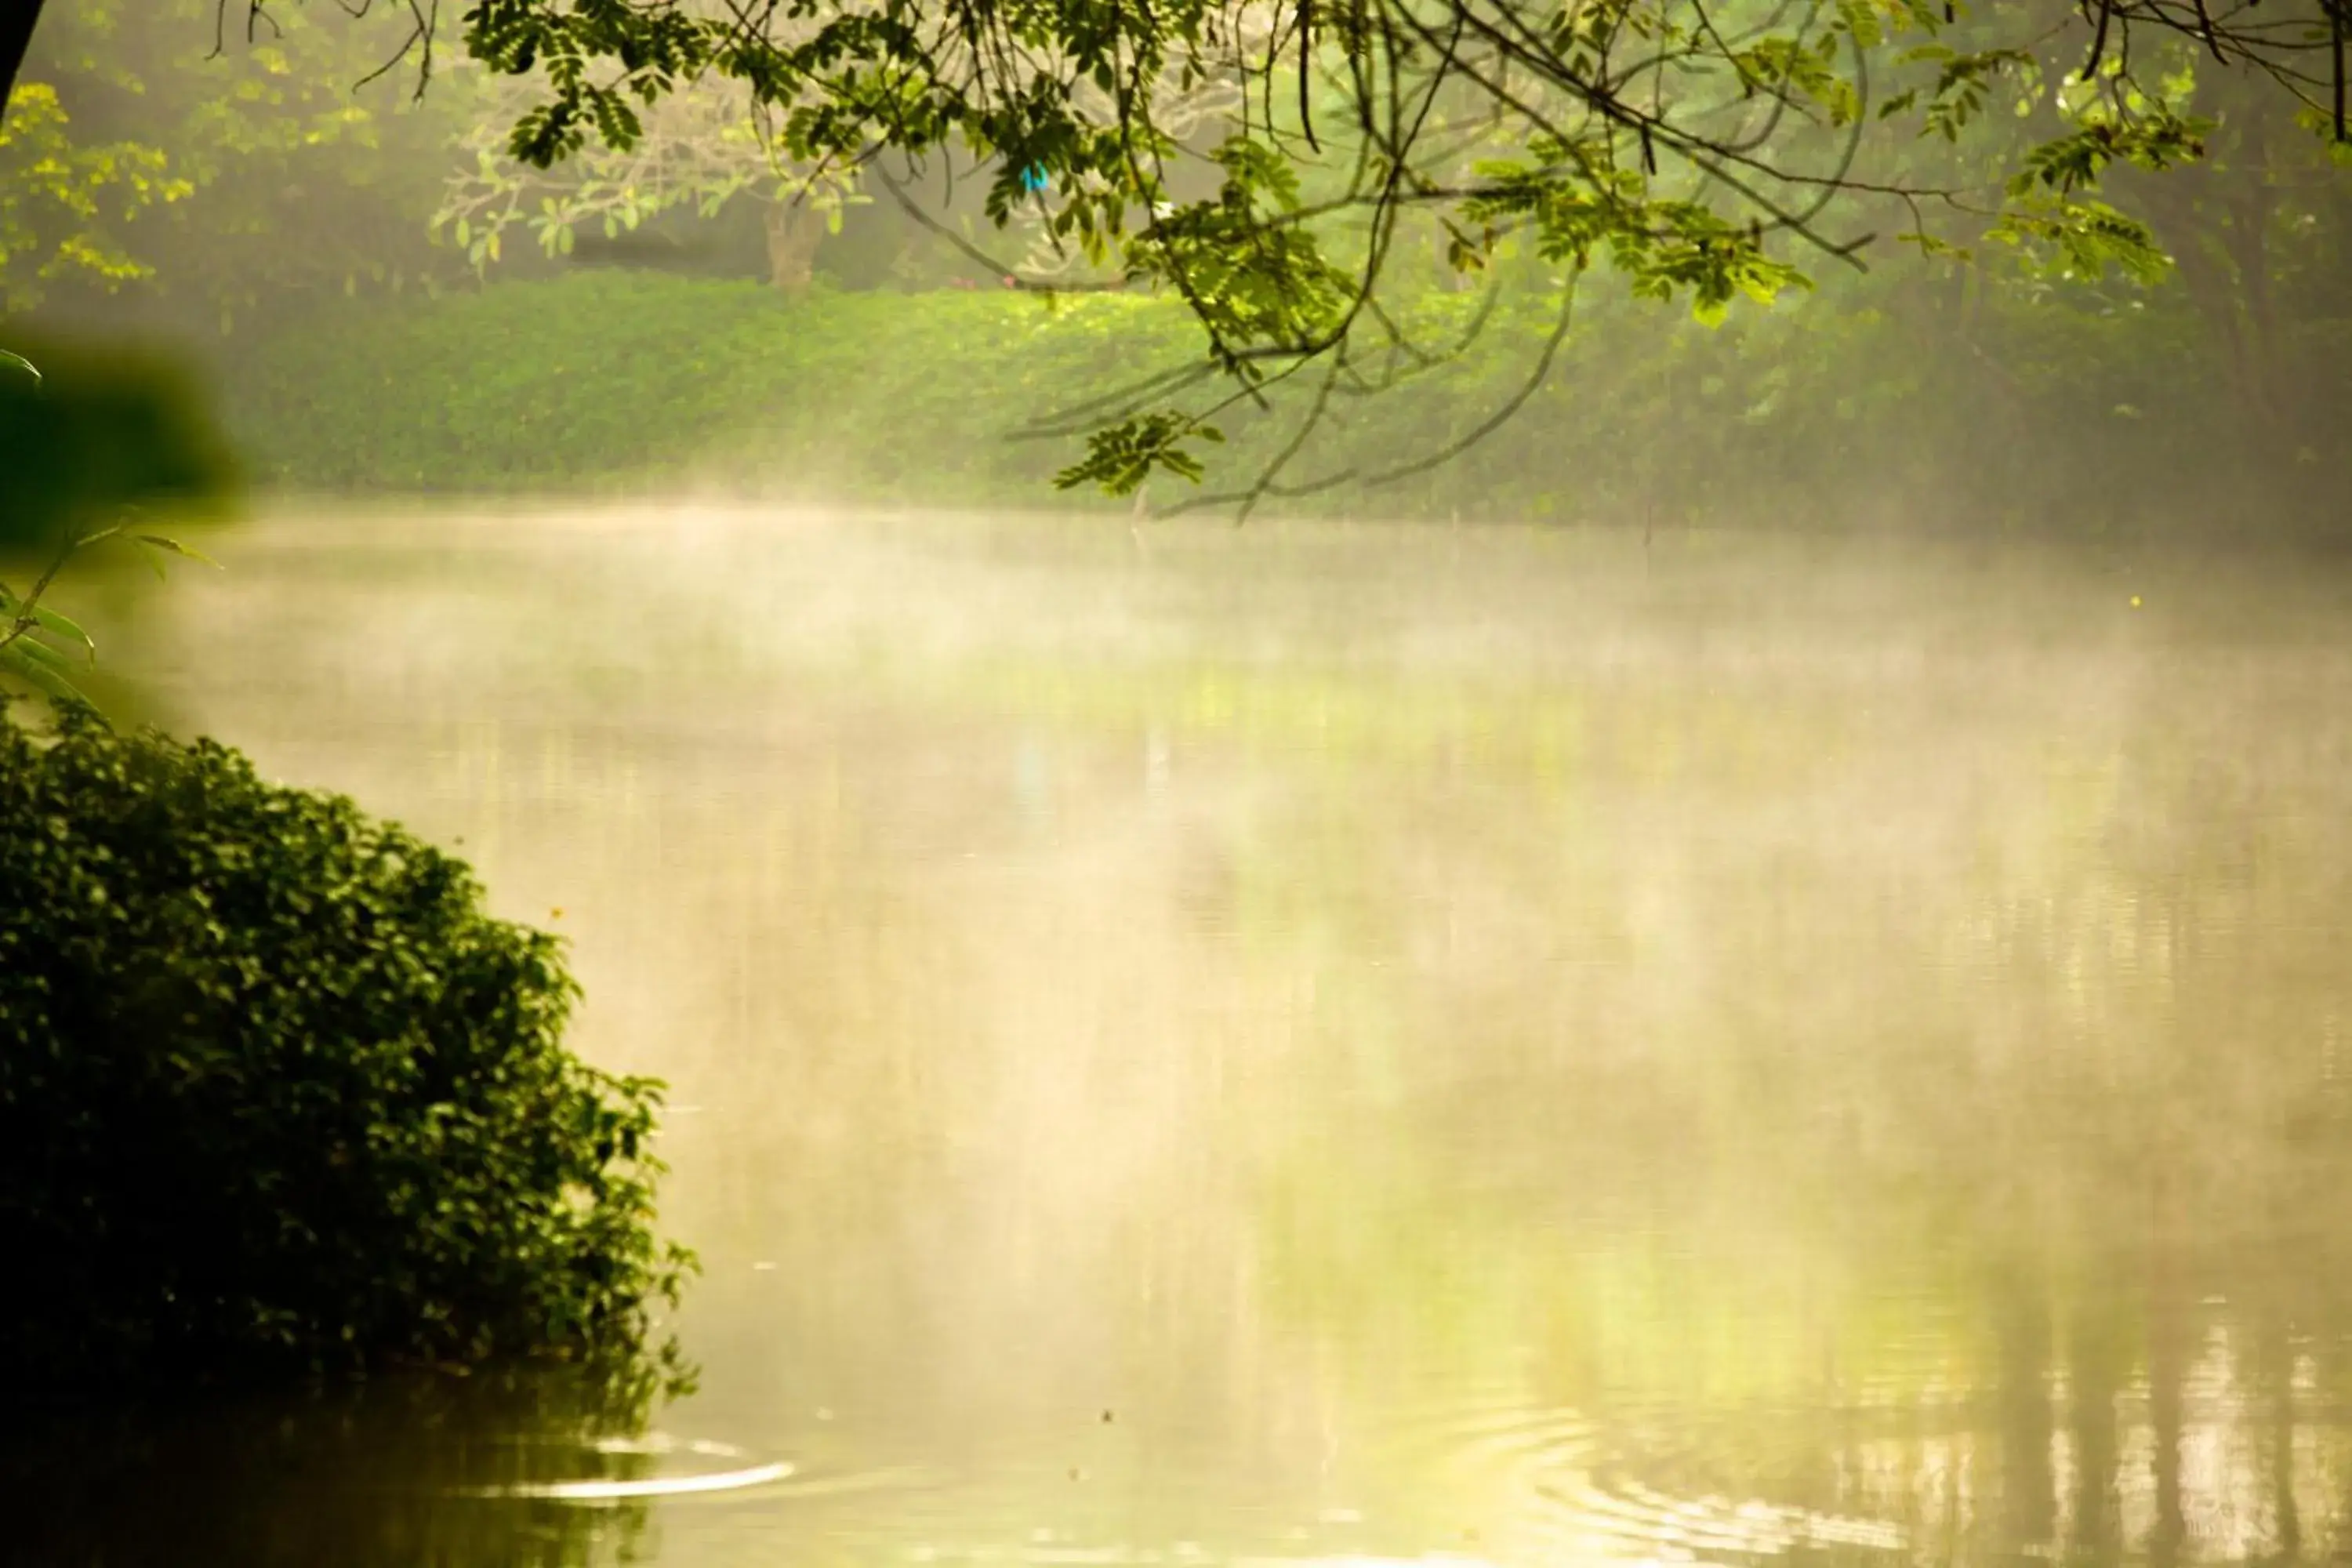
22, 506, 2352, 1567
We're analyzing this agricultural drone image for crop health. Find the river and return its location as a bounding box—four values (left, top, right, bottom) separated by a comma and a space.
15, 506, 2352, 1567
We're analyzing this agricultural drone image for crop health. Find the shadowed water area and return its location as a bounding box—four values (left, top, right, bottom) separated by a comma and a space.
13, 507, 2352, 1566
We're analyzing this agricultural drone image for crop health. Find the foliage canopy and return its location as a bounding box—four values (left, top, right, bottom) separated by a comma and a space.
1, 0, 475, 328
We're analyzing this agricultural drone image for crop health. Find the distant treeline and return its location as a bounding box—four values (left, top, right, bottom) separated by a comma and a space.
219, 267, 2349, 540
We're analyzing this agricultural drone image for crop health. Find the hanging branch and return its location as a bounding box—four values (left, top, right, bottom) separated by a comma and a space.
245, 0, 2352, 511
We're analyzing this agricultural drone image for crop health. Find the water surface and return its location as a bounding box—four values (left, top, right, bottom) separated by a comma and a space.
17, 507, 2352, 1568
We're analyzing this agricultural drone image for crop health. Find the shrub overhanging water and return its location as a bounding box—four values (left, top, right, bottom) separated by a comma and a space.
0, 703, 693, 1384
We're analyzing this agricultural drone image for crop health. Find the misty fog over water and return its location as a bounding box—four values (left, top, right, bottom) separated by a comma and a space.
13, 504, 2352, 1566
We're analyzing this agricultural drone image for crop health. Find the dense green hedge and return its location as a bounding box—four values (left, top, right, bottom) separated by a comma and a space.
227, 273, 1196, 500
0, 703, 691, 1385
222, 268, 2350, 537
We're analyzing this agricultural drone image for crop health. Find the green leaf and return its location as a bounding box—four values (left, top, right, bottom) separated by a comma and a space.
133, 534, 222, 568
9, 633, 78, 673
0, 641, 88, 705
1054, 412, 1221, 494
0, 350, 40, 387
24, 603, 93, 654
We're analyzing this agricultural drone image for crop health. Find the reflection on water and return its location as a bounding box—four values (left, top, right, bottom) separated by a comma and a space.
5, 1363, 676, 1564
16, 507, 2352, 1566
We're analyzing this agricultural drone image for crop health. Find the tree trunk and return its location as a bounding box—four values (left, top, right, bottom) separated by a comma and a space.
2127, 86, 2295, 449
2219, 115, 2279, 426
2132, 169, 2252, 410
0, 0, 49, 121
764, 201, 824, 295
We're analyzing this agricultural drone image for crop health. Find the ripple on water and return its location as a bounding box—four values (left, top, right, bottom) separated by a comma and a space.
448, 1434, 794, 1503
1403, 1390, 1907, 1566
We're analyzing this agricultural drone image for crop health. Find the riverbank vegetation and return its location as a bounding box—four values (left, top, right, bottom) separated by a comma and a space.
336, 0, 2352, 521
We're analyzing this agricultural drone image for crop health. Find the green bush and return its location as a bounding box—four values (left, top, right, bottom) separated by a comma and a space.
0, 335, 240, 554
0, 703, 691, 1385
